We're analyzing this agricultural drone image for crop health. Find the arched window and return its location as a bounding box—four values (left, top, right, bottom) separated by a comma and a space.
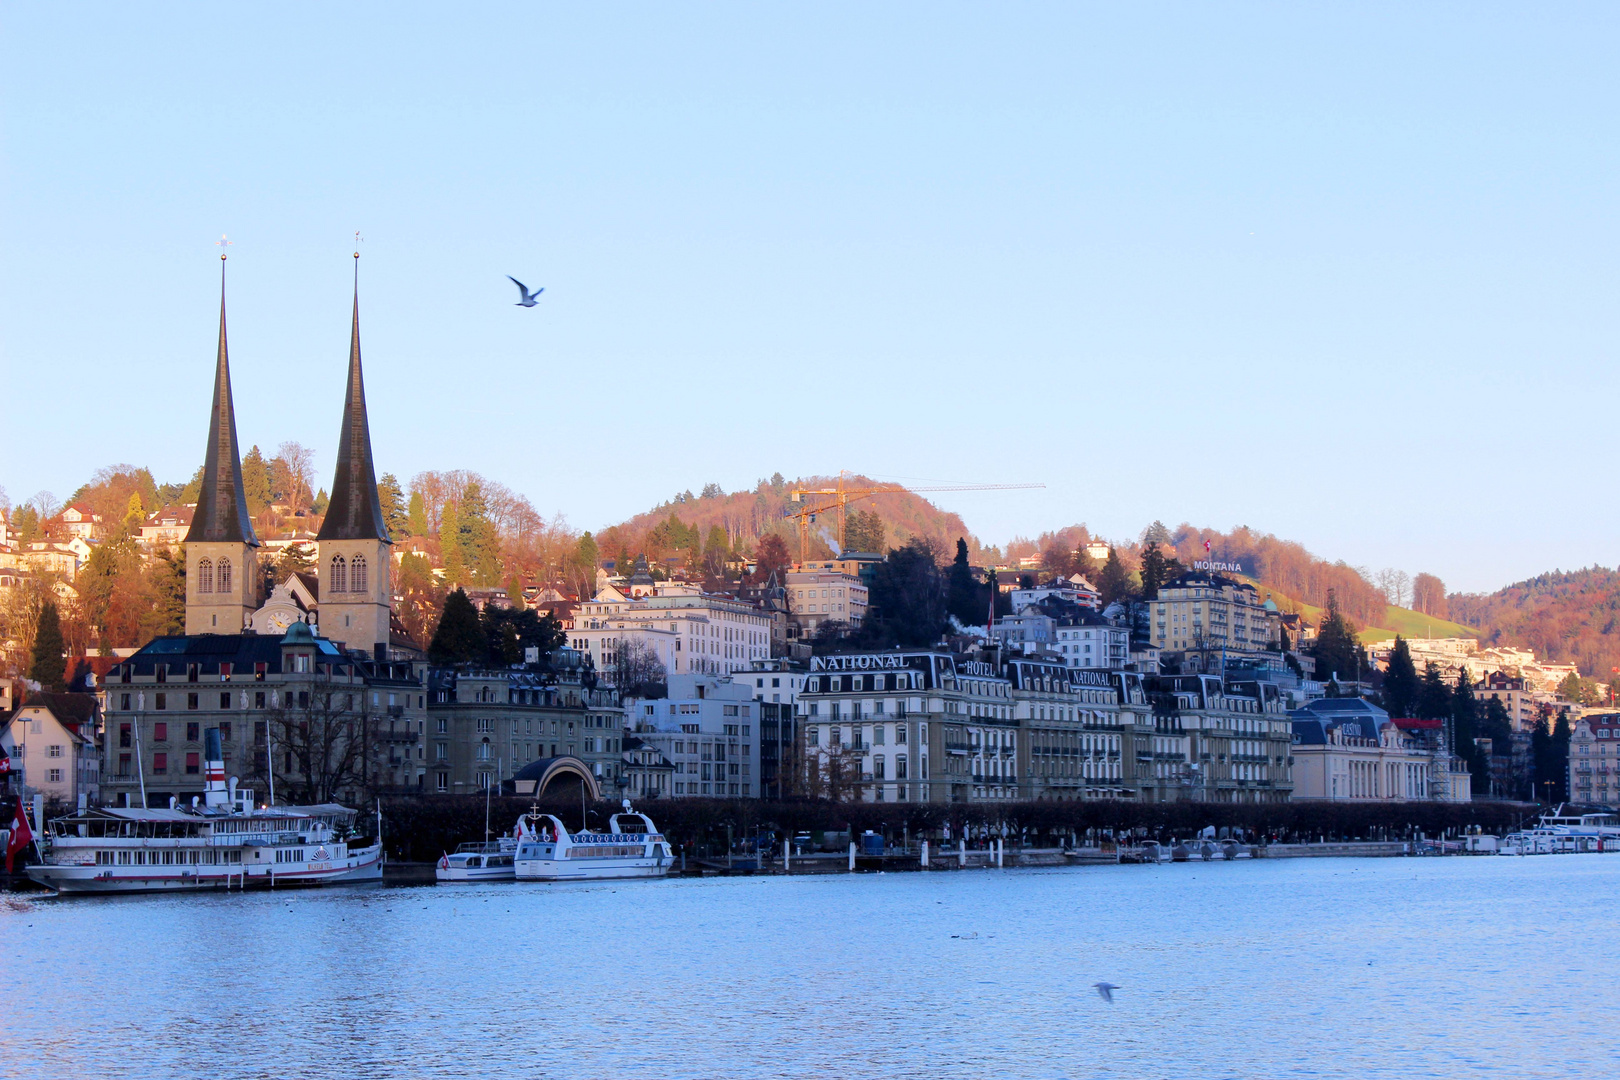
197, 558, 214, 593
351, 554, 367, 593
479, 738, 491, 761
217, 558, 232, 593
330, 555, 347, 593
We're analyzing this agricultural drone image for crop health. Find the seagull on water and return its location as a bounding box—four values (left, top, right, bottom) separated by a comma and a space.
507, 276, 545, 307
1094, 982, 1120, 1004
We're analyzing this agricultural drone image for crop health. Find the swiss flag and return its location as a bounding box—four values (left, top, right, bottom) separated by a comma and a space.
6, 798, 33, 873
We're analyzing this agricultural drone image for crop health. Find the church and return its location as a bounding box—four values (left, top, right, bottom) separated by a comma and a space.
98, 257, 623, 809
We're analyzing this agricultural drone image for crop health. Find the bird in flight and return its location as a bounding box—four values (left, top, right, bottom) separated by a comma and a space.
1093, 982, 1120, 1004
507, 276, 544, 307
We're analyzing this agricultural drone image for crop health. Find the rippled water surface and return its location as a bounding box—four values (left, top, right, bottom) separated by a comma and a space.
2, 855, 1615, 1079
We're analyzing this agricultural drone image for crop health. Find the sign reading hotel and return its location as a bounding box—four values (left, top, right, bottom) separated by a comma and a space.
1194, 559, 1244, 575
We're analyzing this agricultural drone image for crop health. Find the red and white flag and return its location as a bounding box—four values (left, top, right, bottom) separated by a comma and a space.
5, 798, 33, 873
1204, 539, 1212, 553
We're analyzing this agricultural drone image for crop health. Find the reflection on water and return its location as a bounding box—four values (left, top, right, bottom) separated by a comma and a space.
1, 856, 1614, 1079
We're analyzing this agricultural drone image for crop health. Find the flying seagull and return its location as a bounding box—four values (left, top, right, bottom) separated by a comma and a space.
1094, 982, 1120, 1004
507, 276, 544, 307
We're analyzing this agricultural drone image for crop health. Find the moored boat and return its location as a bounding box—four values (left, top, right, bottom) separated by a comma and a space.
514, 799, 673, 882
25, 728, 382, 895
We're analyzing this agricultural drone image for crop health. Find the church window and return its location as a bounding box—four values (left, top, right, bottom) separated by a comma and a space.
330, 555, 347, 593
197, 559, 214, 593
351, 554, 367, 592
218, 558, 232, 593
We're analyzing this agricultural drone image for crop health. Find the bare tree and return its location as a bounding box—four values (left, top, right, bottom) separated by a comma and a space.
278, 442, 317, 516
251, 680, 385, 806
609, 638, 668, 696
29, 490, 61, 522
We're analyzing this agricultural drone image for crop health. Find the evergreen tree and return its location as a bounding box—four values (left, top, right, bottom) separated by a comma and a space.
178, 465, 205, 506
28, 600, 66, 691
242, 446, 272, 516
376, 474, 409, 539
1096, 546, 1134, 606
144, 547, 187, 639
406, 491, 428, 537
1309, 589, 1364, 685
310, 488, 330, 516
1531, 714, 1554, 800
1451, 668, 1488, 793
440, 502, 465, 584
1551, 714, 1572, 802
845, 510, 886, 554
857, 539, 947, 648
569, 532, 599, 598
506, 577, 526, 611
947, 538, 980, 625
1139, 543, 1182, 601
429, 588, 485, 664
455, 482, 502, 586
1141, 520, 1174, 547
1416, 662, 1452, 720
1382, 635, 1419, 718
12, 505, 40, 544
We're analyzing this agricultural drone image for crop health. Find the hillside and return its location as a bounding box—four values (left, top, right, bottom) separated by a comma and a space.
593, 475, 994, 565
1447, 567, 1620, 677
1248, 577, 1480, 645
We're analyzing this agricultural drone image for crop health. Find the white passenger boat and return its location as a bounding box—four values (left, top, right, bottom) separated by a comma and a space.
514, 800, 673, 882
436, 846, 518, 883
436, 818, 531, 883
26, 728, 383, 895
1498, 806, 1620, 856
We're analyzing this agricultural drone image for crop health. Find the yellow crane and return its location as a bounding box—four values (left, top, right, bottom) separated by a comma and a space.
785, 474, 1045, 563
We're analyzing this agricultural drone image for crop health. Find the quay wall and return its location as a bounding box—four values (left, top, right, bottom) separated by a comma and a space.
379, 795, 1534, 865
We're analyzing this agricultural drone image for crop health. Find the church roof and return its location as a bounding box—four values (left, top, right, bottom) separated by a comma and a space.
317, 272, 391, 544
185, 275, 259, 548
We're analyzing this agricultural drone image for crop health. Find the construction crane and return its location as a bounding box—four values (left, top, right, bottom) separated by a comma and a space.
784, 473, 1045, 563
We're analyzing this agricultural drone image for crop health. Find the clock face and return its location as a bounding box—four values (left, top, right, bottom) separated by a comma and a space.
267, 611, 293, 632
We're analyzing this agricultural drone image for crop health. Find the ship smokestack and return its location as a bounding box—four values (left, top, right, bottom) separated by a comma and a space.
203, 727, 228, 807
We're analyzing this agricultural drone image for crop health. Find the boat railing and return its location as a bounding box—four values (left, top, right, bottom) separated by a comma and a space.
454, 841, 509, 855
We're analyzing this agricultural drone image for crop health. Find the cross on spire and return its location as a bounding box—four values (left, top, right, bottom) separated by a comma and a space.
216, 234, 232, 261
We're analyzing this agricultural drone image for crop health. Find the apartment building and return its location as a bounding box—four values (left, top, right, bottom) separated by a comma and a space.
424, 659, 624, 795
571, 582, 773, 681
785, 568, 868, 642
1150, 569, 1282, 674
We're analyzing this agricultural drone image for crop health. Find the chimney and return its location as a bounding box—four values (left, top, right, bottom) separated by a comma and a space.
203, 727, 229, 807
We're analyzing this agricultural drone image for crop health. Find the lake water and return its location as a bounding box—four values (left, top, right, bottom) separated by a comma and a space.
1, 855, 1614, 1079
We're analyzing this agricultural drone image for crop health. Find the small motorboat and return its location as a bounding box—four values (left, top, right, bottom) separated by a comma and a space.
436, 818, 532, 883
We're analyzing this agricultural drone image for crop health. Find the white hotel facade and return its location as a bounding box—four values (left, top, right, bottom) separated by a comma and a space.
568, 582, 772, 685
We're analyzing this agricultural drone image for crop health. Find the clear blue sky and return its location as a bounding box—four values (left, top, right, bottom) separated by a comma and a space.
3, 5, 1616, 594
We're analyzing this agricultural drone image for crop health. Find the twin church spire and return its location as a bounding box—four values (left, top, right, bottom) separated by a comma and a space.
185, 248, 393, 646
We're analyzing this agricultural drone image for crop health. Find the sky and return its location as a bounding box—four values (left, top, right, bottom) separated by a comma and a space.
3, 5, 1617, 595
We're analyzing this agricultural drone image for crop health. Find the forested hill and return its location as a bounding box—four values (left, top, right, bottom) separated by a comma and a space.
1447, 567, 1620, 677
592, 475, 989, 566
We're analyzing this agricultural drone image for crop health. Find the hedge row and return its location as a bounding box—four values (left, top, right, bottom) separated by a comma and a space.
378, 795, 1539, 863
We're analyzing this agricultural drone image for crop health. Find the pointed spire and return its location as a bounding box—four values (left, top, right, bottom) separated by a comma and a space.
317, 252, 391, 543
185, 256, 259, 547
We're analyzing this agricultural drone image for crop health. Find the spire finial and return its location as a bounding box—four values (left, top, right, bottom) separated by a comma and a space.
216, 234, 231, 261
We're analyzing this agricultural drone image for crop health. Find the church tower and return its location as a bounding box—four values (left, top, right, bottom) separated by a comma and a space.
316, 251, 393, 656
184, 254, 262, 634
